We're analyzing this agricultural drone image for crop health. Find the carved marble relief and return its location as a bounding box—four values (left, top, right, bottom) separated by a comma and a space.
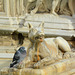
0, 0, 4, 12
69, 0, 75, 16
9, 0, 24, 16
23, 0, 75, 16
0, 0, 74, 16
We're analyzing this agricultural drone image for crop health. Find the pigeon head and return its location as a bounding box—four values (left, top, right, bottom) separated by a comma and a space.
18, 47, 26, 54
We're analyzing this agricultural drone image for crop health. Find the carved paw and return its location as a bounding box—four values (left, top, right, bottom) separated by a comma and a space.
34, 60, 45, 69
34, 62, 42, 69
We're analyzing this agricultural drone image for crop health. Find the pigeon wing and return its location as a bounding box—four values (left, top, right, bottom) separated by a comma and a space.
13, 51, 20, 62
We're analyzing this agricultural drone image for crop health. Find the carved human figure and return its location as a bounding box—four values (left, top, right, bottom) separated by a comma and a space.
50, 0, 60, 15
25, 0, 35, 14
25, 0, 58, 15
25, 0, 43, 15
25, 0, 75, 16
68, 0, 75, 16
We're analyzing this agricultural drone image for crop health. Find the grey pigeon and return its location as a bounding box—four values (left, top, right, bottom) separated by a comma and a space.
10, 47, 26, 68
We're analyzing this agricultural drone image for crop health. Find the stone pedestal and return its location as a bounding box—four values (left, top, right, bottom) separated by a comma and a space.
0, 58, 75, 75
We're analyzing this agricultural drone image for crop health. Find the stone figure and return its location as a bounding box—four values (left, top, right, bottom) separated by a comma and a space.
24, 0, 75, 16
25, 0, 59, 15
0, 0, 4, 12
68, 0, 75, 16
58, 0, 75, 16
50, 0, 60, 15
19, 23, 75, 69
10, 47, 26, 68
25, 0, 43, 15
59, 0, 71, 16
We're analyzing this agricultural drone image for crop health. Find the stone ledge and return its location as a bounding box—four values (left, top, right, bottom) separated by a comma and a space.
0, 59, 12, 70
0, 14, 75, 41
59, 69, 75, 75
0, 53, 14, 59
0, 26, 18, 34
0, 25, 75, 40
0, 58, 75, 75
0, 46, 17, 53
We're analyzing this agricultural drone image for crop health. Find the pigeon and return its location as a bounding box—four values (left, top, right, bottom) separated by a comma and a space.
10, 47, 26, 68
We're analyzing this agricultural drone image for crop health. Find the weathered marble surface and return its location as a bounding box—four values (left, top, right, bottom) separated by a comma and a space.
0, 59, 12, 70
0, 0, 75, 75
0, 0, 75, 17
0, 14, 75, 41
0, 58, 75, 75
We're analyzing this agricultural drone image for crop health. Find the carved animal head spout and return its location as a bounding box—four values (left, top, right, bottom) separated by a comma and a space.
28, 22, 45, 43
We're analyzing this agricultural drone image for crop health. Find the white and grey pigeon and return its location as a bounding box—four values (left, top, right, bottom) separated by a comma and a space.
10, 47, 26, 68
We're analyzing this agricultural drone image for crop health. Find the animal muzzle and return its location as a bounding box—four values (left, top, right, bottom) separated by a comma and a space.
35, 34, 44, 42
